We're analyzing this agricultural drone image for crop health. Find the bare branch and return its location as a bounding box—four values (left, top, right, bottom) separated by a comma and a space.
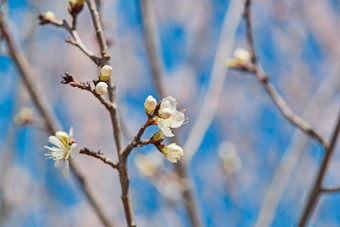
85, 1, 135, 226
298, 111, 340, 226
244, 0, 328, 147
80, 148, 119, 169
321, 186, 340, 194
38, 15, 102, 65
0, 12, 115, 227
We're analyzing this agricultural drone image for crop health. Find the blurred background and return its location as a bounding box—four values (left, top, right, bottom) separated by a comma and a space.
0, 0, 340, 226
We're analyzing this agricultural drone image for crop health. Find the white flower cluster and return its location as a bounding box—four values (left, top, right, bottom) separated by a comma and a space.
45, 127, 80, 177
144, 95, 186, 163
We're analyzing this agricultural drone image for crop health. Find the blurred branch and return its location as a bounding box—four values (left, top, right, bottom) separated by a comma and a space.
0, 9, 116, 227
183, 0, 246, 162
244, 0, 328, 147
38, 15, 102, 66
139, 0, 166, 98
80, 148, 119, 169
255, 65, 340, 227
298, 111, 340, 226
321, 186, 340, 194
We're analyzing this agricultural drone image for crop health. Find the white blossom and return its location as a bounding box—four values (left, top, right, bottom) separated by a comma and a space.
233, 48, 250, 64
162, 143, 183, 163
45, 11, 55, 20
99, 65, 112, 81
218, 141, 242, 174
45, 127, 80, 177
144, 95, 157, 114
95, 82, 108, 95
156, 96, 186, 137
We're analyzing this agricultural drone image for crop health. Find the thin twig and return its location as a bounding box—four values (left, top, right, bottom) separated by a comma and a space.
298, 111, 340, 226
321, 186, 340, 194
244, 0, 328, 147
0, 12, 115, 227
38, 16, 102, 65
61, 72, 116, 111
80, 148, 119, 169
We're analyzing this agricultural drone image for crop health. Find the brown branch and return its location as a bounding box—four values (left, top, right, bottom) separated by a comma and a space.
38, 15, 102, 66
321, 186, 340, 194
0, 12, 115, 227
85, 1, 135, 226
61, 72, 116, 112
80, 148, 119, 169
298, 111, 340, 226
244, 0, 328, 147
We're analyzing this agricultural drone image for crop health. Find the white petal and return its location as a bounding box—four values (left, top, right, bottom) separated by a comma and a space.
168, 112, 185, 128
63, 160, 70, 177
167, 155, 177, 163
162, 127, 174, 137
160, 100, 171, 109
48, 136, 64, 148
69, 143, 80, 158
68, 127, 74, 142
163, 96, 176, 108
54, 160, 62, 168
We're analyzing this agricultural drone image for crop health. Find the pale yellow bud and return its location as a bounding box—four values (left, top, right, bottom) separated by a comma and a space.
144, 95, 157, 114
233, 48, 250, 64
45, 11, 55, 20
99, 65, 112, 81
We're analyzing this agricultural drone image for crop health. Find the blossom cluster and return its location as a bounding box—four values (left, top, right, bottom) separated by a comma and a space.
144, 95, 187, 163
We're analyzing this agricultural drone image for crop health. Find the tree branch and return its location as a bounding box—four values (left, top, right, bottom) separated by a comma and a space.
244, 0, 328, 147
85, 1, 135, 226
321, 186, 340, 194
0, 11, 115, 227
80, 148, 119, 169
298, 111, 340, 226
38, 15, 102, 66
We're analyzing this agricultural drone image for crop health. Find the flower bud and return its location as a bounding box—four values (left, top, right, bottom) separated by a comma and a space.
44, 11, 56, 20
160, 108, 172, 119
77, 0, 85, 5
233, 48, 250, 64
99, 65, 112, 81
14, 107, 34, 125
144, 95, 157, 114
162, 143, 183, 163
218, 141, 242, 174
152, 131, 164, 141
95, 82, 108, 95
135, 154, 158, 177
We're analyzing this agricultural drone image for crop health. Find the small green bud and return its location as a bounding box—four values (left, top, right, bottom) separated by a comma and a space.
152, 131, 164, 141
